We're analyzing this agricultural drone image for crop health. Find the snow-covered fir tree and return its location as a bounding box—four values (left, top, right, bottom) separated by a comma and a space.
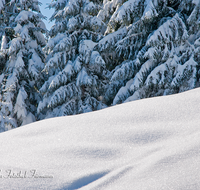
37, 0, 108, 119
99, 0, 200, 105
0, 0, 17, 74
0, 0, 46, 131
0, 0, 19, 131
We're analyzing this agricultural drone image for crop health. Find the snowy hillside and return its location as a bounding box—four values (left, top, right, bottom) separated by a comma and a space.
0, 88, 200, 189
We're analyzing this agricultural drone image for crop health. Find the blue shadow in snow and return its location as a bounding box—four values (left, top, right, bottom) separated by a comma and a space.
60, 171, 109, 190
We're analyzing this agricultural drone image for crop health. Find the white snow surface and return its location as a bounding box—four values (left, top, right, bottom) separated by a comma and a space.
1, 88, 200, 189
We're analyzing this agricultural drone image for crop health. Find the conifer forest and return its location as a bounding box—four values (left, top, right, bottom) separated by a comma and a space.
0, 0, 200, 131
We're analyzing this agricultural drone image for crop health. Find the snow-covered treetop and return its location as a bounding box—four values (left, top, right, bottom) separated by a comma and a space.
13, 9, 46, 47
49, 0, 106, 37
15, 10, 46, 31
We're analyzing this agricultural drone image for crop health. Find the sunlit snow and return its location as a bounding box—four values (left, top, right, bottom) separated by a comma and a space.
1, 88, 200, 189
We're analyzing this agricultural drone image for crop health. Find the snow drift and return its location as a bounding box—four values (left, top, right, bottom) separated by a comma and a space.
1, 88, 200, 189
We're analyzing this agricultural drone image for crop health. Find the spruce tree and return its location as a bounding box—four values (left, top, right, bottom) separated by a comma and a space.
100, 0, 200, 105
0, 0, 46, 131
0, 0, 16, 74
38, 0, 108, 119
0, 0, 18, 131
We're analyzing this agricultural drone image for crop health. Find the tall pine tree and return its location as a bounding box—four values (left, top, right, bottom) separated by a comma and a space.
37, 0, 108, 119
0, 0, 46, 131
0, 0, 19, 131
99, 0, 200, 105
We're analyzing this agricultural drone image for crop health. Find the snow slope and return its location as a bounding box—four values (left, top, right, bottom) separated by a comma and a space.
1, 88, 200, 189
